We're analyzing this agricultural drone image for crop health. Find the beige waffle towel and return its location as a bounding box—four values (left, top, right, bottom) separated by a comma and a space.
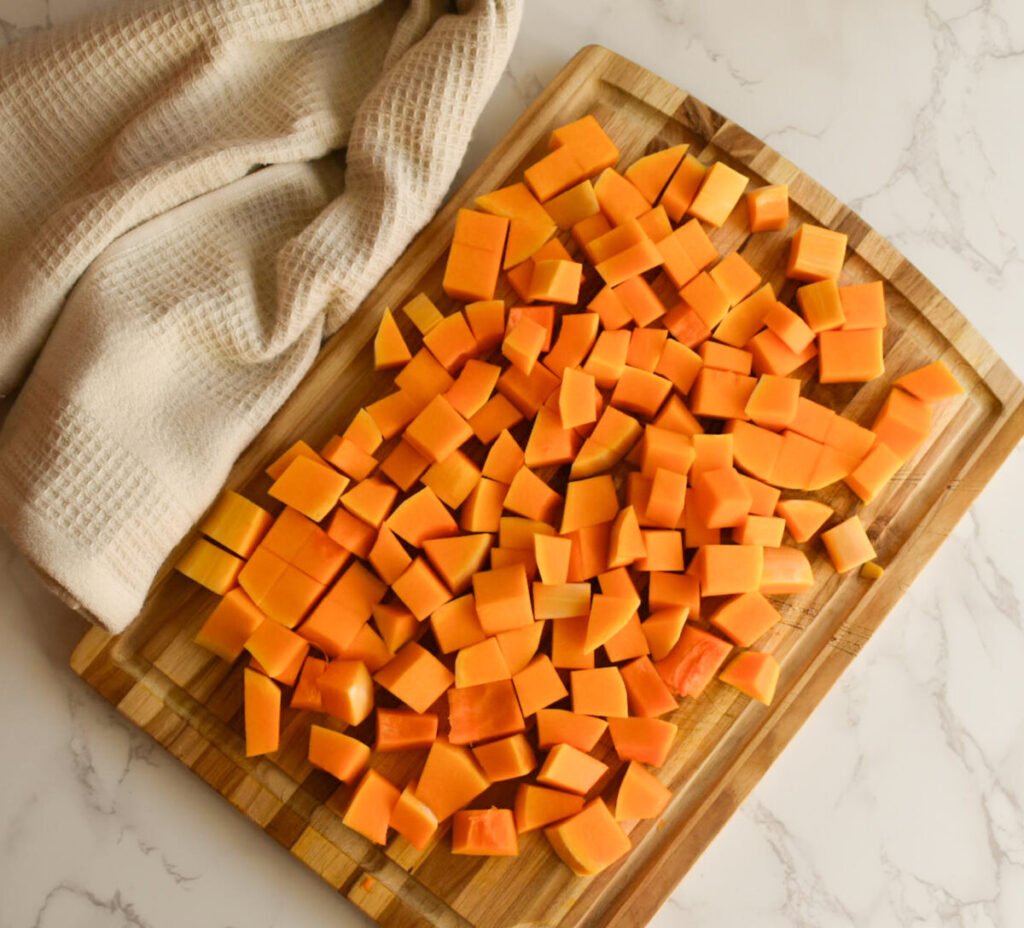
0, 0, 521, 632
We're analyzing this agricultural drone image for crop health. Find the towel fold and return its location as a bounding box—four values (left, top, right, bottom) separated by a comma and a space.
0, 0, 522, 631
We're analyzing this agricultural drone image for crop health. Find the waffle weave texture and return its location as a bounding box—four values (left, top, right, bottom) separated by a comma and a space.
0, 0, 521, 631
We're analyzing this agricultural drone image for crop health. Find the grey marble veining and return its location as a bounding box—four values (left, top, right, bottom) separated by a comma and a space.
2, 1, 1024, 926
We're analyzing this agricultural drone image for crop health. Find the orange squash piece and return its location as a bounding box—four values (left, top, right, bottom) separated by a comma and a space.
714, 282, 775, 348
477, 181, 553, 226
515, 784, 586, 833
401, 293, 443, 336
545, 799, 631, 876
428, 594, 485, 654
594, 168, 650, 226
340, 476, 399, 529
719, 650, 780, 705
308, 725, 370, 784
495, 621, 545, 675
744, 374, 800, 430
769, 429, 824, 490
448, 679, 526, 745
764, 302, 816, 354
583, 595, 639, 654
746, 184, 789, 232
645, 468, 688, 529
528, 259, 583, 305
822, 515, 877, 573
344, 769, 401, 844
404, 395, 474, 465
549, 114, 619, 174
543, 179, 600, 230
201, 491, 273, 559
525, 145, 588, 202
585, 218, 648, 265
367, 525, 412, 585
176, 537, 245, 595
387, 486, 458, 548
544, 313, 601, 377
245, 618, 309, 680
389, 783, 439, 851
871, 387, 932, 458
557, 366, 597, 430
595, 238, 664, 288
371, 602, 418, 653
374, 641, 454, 713
259, 562, 325, 629
537, 743, 609, 795
824, 413, 877, 459
796, 278, 845, 332
455, 636, 512, 688
656, 625, 733, 698
570, 666, 628, 717
573, 211, 613, 251
318, 659, 374, 726
648, 571, 701, 618
534, 534, 572, 585
691, 466, 753, 529
607, 505, 647, 569
625, 143, 688, 204
636, 529, 684, 571
532, 582, 592, 620
736, 473, 780, 518
469, 562, 533, 635
775, 498, 833, 543
614, 651, 677, 721
788, 396, 836, 443
679, 271, 730, 330
699, 544, 764, 596
747, 328, 818, 377
641, 607, 687, 661
265, 439, 322, 481
615, 761, 672, 821
583, 329, 630, 389
243, 669, 280, 756
342, 409, 383, 456
389, 556, 450, 621
589, 284, 634, 331
839, 281, 887, 330
526, 404, 580, 468
894, 360, 963, 403
559, 474, 618, 535
535, 709, 607, 753
699, 340, 753, 375
472, 733, 537, 782
374, 308, 412, 370
504, 466, 562, 524
444, 209, 508, 301
464, 299, 507, 353
423, 312, 478, 372
819, 328, 885, 383
374, 708, 438, 752
422, 451, 482, 510
459, 478, 507, 533
452, 808, 519, 856
760, 545, 814, 594
688, 161, 748, 227
787, 223, 847, 281
419, 533, 491, 597
689, 367, 757, 420
377, 440, 428, 492
610, 366, 672, 419
659, 153, 707, 222
321, 435, 377, 482
708, 592, 781, 647
710, 252, 761, 308
289, 656, 326, 711
607, 716, 677, 767
845, 441, 904, 503
195, 588, 266, 661
512, 654, 568, 717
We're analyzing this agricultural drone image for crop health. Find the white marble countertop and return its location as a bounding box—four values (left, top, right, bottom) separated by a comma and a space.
3, 1, 1024, 925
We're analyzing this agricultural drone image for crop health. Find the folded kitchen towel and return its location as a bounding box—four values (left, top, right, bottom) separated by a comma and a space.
0, 0, 521, 632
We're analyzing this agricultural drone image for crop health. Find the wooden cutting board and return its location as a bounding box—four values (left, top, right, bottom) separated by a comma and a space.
71, 45, 1024, 928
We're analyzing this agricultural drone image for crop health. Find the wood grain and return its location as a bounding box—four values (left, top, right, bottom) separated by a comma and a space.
71, 45, 1024, 928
